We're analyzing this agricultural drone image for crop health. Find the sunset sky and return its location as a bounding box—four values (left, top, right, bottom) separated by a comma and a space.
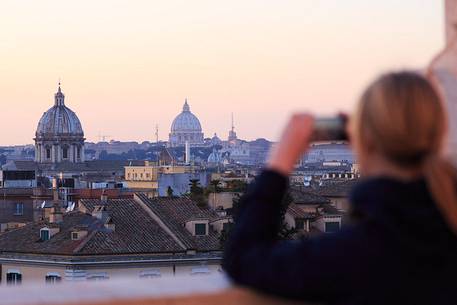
0, 0, 444, 145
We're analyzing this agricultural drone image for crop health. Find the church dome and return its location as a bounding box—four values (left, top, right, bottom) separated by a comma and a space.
170, 100, 202, 132
211, 133, 222, 146
35, 85, 84, 138
207, 149, 222, 164
34, 84, 85, 164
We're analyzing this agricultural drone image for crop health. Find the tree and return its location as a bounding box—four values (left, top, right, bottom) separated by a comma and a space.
166, 186, 174, 197
207, 179, 222, 210
210, 179, 221, 193
189, 179, 207, 207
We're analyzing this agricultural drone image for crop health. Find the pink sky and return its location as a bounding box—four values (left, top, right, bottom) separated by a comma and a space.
0, 0, 444, 145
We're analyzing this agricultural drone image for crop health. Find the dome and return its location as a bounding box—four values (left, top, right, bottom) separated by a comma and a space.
170, 100, 202, 132
34, 84, 85, 164
35, 86, 84, 137
211, 133, 222, 146
207, 149, 222, 164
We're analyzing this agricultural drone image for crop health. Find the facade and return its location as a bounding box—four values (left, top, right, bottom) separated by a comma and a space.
0, 169, 36, 188
223, 141, 251, 164
124, 162, 209, 196
169, 100, 204, 147
302, 143, 354, 164
34, 84, 85, 164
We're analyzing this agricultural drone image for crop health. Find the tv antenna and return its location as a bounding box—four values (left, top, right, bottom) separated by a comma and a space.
155, 124, 159, 143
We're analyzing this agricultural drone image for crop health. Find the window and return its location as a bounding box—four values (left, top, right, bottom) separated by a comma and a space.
77, 147, 81, 159
40, 228, 50, 241
191, 266, 210, 275
62, 147, 68, 159
87, 272, 109, 281
71, 232, 79, 240
195, 223, 207, 236
6, 271, 22, 285
46, 148, 51, 159
139, 270, 161, 279
45, 273, 61, 284
14, 203, 24, 216
325, 221, 340, 233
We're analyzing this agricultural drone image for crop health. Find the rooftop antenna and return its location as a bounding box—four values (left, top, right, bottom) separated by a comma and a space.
155, 124, 159, 144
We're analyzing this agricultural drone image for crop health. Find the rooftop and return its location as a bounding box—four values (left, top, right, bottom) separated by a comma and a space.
0, 195, 223, 258
286, 204, 317, 219
289, 187, 330, 205
314, 180, 359, 197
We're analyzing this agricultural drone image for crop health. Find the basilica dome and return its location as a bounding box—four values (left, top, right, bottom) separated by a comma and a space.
36, 86, 84, 137
170, 100, 202, 132
169, 99, 204, 147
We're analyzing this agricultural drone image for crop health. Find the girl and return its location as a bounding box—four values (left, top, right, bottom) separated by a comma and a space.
223, 71, 457, 305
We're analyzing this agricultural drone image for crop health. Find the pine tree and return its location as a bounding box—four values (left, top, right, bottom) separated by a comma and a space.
167, 186, 174, 197
189, 179, 207, 207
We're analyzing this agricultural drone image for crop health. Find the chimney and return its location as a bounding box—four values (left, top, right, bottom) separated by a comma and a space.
105, 218, 115, 231
185, 141, 190, 164
52, 178, 59, 201
100, 191, 108, 202
49, 203, 63, 224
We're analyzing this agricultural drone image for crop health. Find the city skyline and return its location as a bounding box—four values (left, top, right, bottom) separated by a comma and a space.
0, 0, 444, 145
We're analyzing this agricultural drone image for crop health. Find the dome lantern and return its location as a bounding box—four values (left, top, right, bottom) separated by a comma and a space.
54, 83, 65, 106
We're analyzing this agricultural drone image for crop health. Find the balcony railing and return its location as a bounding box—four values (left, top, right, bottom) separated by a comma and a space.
0, 273, 304, 305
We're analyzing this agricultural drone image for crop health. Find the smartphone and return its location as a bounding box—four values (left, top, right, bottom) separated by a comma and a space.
311, 115, 348, 142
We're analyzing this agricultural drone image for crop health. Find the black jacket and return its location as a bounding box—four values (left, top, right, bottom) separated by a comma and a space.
223, 170, 457, 305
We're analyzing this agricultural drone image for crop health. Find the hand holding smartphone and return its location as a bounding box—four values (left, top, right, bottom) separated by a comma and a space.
311, 114, 349, 142
267, 113, 349, 176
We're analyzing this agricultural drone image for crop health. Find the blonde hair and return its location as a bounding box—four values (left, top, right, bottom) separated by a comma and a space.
354, 71, 457, 233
